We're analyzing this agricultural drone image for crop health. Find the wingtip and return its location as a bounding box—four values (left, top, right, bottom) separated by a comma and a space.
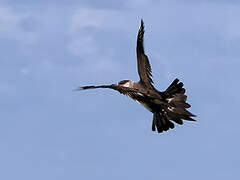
138, 19, 145, 41
192, 114, 197, 118
140, 19, 144, 29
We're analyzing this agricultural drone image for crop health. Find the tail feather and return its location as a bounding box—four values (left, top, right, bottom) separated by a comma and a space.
164, 78, 185, 97
164, 78, 195, 118
152, 78, 196, 133
166, 110, 184, 125
155, 113, 162, 133
173, 108, 195, 117
177, 114, 195, 121
165, 78, 179, 92
152, 112, 175, 133
152, 114, 156, 131
164, 78, 185, 96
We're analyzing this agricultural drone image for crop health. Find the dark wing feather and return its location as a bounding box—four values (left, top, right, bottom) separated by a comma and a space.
136, 19, 154, 88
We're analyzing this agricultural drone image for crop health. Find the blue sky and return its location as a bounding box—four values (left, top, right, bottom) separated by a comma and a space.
1, 1, 240, 179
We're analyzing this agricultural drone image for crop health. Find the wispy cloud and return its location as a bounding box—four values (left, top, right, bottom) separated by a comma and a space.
70, 8, 105, 32
0, 6, 24, 31
67, 3, 240, 82
69, 7, 138, 33
0, 5, 38, 44
68, 36, 99, 57
68, 8, 131, 76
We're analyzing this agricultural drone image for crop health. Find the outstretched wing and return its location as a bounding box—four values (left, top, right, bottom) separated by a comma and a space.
136, 19, 154, 88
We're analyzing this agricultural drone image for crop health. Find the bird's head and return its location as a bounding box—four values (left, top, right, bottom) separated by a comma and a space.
117, 80, 133, 88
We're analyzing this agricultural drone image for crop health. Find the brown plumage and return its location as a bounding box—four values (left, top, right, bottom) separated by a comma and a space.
137, 20, 154, 88
77, 19, 196, 133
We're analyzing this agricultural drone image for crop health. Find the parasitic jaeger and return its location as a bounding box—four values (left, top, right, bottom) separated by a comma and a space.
77, 19, 196, 133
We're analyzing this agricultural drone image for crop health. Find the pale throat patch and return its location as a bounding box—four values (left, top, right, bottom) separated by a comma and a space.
122, 81, 131, 87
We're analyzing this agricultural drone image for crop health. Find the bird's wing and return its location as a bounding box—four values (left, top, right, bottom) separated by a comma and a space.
136, 19, 154, 88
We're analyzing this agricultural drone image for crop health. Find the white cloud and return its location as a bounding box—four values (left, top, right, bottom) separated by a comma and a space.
70, 8, 104, 33
68, 7, 137, 58
0, 6, 24, 31
0, 5, 38, 44
70, 7, 137, 33
68, 36, 99, 57
125, 0, 150, 9
68, 34, 120, 74
68, 7, 126, 73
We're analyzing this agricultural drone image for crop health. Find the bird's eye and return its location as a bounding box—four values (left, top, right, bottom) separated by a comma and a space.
119, 80, 127, 85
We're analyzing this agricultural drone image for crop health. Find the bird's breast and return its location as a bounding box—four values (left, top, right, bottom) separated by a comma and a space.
135, 99, 153, 112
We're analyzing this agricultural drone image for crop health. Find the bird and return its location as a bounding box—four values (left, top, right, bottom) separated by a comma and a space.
76, 19, 196, 133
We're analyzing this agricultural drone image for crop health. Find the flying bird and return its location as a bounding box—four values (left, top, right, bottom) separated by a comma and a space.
77, 19, 196, 133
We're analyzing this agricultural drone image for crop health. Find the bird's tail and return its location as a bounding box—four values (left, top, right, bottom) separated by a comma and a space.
152, 111, 175, 133
152, 78, 196, 133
